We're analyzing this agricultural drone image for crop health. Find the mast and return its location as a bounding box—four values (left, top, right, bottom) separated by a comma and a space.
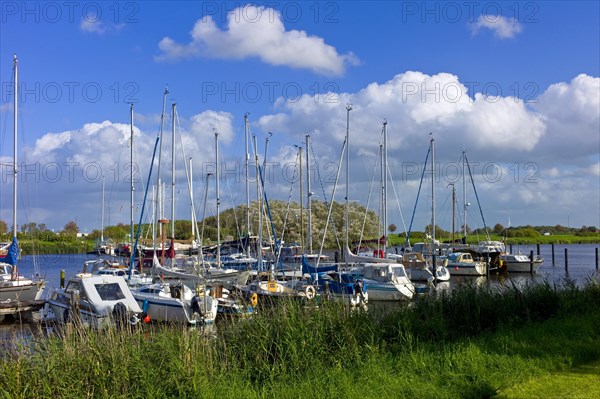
344, 104, 352, 264
130, 103, 134, 255
199, 173, 212, 262
253, 134, 263, 270
430, 135, 436, 281
157, 87, 168, 240
298, 143, 303, 252
101, 176, 105, 242
305, 134, 312, 254
215, 131, 221, 267
244, 113, 251, 249
379, 143, 384, 252
11, 55, 18, 279
383, 120, 388, 256
450, 183, 455, 251
462, 150, 467, 242
189, 157, 195, 241
171, 102, 176, 241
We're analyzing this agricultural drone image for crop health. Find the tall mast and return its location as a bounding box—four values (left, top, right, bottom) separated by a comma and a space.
101, 176, 105, 242
130, 103, 134, 253
253, 134, 263, 269
344, 104, 352, 263
157, 87, 168, 240
189, 157, 195, 241
431, 135, 436, 281
171, 103, 176, 240
215, 131, 221, 267
383, 120, 388, 256
298, 143, 303, 253
462, 150, 467, 241
12, 55, 18, 242
244, 113, 251, 247
305, 134, 312, 254
450, 183, 455, 251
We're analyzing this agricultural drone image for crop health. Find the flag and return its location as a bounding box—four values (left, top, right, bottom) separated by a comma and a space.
5, 236, 19, 266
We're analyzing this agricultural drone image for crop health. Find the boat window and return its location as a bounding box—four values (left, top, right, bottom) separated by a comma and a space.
94, 283, 126, 301
391, 266, 406, 277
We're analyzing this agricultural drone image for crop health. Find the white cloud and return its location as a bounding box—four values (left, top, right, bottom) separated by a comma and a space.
533, 74, 600, 162
80, 18, 125, 35
469, 15, 523, 39
156, 5, 358, 75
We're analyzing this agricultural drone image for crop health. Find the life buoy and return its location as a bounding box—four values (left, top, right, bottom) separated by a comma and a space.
305, 285, 316, 300
250, 293, 258, 307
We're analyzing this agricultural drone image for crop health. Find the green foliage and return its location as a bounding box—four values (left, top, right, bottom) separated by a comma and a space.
1, 281, 599, 398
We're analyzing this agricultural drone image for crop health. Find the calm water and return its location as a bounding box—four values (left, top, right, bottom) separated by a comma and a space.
2, 245, 599, 342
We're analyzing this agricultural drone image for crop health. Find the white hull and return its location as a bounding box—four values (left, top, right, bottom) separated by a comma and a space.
502, 259, 543, 273
362, 279, 413, 301
447, 263, 486, 276
0, 279, 45, 302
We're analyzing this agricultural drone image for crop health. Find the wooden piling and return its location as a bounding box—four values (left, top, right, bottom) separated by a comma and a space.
60, 269, 65, 288
536, 244, 540, 256
529, 250, 534, 274
595, 248, 598, 270
551, 243, 555, 265
565, 248, 568, 272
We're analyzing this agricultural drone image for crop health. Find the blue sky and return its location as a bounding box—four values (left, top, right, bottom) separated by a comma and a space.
1, 1, 599, 235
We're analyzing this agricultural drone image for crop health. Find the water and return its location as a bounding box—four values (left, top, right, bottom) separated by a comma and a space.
1, 245, 599, 342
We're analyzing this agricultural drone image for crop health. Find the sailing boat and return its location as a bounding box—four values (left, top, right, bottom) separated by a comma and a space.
0, 55, 46, 313
343, 119, 415, 300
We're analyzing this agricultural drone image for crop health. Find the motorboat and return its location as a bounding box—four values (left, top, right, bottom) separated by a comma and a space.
348, 263, 414, 301
45, 273, 142, 328
400, 252, 450, 282
499, 252, 543, 273
446, 252, 486, 276
132, 281, 218, 326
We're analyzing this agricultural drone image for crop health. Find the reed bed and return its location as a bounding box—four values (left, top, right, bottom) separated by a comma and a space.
2, 279, 599, 398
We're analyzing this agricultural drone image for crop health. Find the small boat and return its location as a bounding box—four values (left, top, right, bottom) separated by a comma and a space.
132, 282, 218, 326
348, 263, 414, 301
84, 259, 153, 287
499, 252, 543, 273
45, 273, 142, 328
318, 272, 369, 307
236, 272, 317, 303
400, 252, 450, 282
446, 252, 486, 276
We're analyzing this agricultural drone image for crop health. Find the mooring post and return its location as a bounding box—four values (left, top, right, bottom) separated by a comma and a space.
510, 244, 513, 253
595, 247, 598, 270
60, 269, 65, 288
551, 243, 555, 265
565, 248, 568, 272
529, 250, 534, 274
536, 243, 540, 256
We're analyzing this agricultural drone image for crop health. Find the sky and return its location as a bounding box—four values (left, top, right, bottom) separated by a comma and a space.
0, 1, 599, 236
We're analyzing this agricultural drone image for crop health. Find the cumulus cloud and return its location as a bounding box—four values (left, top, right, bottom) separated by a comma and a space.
469, 15, 523, 39
156, 5, 358, 75
533, 74, 600, 162
257, 71, 546, 158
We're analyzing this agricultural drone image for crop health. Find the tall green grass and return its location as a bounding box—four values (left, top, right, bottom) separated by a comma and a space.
2, 279, 599, 398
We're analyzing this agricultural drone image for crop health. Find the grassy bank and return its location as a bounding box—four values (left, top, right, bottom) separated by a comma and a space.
2, 279, 599, 398
19, 240, 92, 255
389, 233, 599, 246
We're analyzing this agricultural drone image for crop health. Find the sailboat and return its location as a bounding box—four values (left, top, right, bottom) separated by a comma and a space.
343, 119, 415, 300
0, 55, 46, 317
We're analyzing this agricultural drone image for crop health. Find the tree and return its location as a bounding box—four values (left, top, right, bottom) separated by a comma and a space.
62, 221, 79, 237
0, 220, 8, 235
492, 223, 505, 234
388, 224, 397, 233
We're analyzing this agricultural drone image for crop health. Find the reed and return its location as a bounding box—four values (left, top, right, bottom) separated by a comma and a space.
1, 279, 599, 398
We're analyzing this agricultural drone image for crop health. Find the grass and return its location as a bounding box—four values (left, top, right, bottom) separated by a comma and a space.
1, 279, 599, 398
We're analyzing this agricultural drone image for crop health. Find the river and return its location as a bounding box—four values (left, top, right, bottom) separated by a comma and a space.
2, 244, 599, 343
